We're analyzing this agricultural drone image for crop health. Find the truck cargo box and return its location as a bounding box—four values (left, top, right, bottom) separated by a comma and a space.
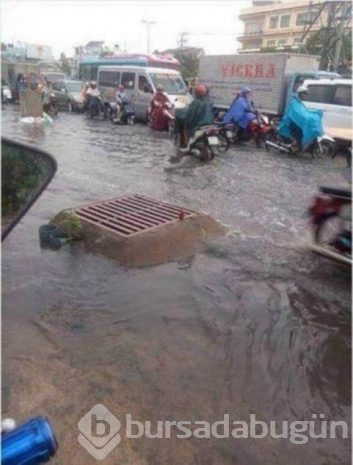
198, 53, 320, 115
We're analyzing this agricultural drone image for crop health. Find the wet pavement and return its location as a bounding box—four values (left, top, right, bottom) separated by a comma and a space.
1, 105, 351, 464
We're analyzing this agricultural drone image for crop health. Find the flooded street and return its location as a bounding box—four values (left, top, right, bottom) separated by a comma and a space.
2, 105, 351, 464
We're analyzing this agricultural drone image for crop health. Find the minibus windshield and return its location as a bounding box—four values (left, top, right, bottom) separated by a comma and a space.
149, 73, 188, 95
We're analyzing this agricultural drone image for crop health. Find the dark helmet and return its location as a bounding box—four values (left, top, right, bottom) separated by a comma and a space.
90, 81, 97, 88
194, 84, 207, 97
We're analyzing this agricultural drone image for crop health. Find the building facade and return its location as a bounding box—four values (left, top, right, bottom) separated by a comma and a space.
238, 0, 351, 53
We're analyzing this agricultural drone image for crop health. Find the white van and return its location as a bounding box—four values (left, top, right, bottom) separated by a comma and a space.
301, 78, 352, 142
97, 65, 192, 121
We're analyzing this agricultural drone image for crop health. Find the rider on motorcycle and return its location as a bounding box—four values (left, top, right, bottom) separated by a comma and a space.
178, 83, 214, 153
40, 80, 50, 110
278, 85, 324, 152
149, 85, 171, 131
115, 84, 129, 121
222, 86, 257, 139
81, 81, 90, 111
86, 81, 100, 114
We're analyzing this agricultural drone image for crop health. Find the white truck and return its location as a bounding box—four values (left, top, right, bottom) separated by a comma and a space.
198, 53, 340, 118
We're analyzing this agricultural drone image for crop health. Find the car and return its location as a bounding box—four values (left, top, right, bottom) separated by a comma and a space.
50, 80, 85, 112
1, 79, 13, 103
301, 78, 352, 143
42, 72, 67, 84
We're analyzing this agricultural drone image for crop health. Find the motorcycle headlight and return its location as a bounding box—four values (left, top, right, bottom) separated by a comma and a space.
262, 115, 269, 125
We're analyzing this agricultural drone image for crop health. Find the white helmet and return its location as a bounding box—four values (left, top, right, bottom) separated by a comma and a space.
297, 85, 308, 94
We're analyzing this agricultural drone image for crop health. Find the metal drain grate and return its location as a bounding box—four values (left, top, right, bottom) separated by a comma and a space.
74, 194, 196, 237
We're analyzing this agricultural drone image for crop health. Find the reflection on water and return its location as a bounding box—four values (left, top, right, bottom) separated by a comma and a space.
2, 107, 351, 464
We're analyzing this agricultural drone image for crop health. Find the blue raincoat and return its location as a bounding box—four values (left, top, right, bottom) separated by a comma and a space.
222, 95, 257, 128
278, 95, 323, 148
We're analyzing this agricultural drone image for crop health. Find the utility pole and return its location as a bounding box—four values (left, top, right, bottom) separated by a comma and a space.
141, 19, 156, 54
332, 1, 351, 70
178, 32, 188, 49
301, 0, 351, 71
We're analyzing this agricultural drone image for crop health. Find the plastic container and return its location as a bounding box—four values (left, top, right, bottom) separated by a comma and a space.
1, 416, 58, 465
39, 224, 69, 249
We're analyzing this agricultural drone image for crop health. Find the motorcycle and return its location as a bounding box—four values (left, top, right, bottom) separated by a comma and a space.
308, 185, 351, 265
43, 93, 58, 117
217, 112, 275, 152
265, 128, 336, 158
174, 124, 223, 162
86, 95, 107, 121
106, 100, 136, 125
265, 97, 336, 158
147, 100, 174, 132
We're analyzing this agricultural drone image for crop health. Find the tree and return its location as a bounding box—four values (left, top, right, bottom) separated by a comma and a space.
59, 52, 71, 76
100, 44, 120, 58
157, 47, 204, 81
305, 28, 351, 71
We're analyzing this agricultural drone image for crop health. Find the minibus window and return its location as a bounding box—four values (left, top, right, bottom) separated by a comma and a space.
121, 72, 135, 89
99, 71, 120, 87
138, 75, 152, 93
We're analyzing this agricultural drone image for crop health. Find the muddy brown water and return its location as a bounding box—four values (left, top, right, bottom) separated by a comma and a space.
1, 105, 351, 464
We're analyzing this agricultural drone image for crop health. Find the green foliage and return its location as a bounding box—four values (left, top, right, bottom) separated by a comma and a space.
2, 145, 43, 220
157, 48, 204, 80
59, 52, 71, 76
64, 213, 83, 240
174, 49, 202, 80
305, 28, 351, 69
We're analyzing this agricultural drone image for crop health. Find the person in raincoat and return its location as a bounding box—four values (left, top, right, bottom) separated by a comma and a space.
178, 83, 214, 152
222, 86, 257, 139
278, 85, 324, 151
149, 85, 171, 131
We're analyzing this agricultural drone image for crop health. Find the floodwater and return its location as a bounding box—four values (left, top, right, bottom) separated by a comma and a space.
2, 105, 351, 465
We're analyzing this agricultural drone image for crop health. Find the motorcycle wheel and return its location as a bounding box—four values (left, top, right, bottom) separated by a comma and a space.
48, 104, 58, 116
214, 132, 230, 154
264, 132, 281, 153
193, 141, 214, 162
256, 129, 275, 149
312, 140, 336, 159
98, 109, 107, 121
146, 111, 153, 127
171, 132, 180, 147
314, 214, 347, 249
67, 100, 73, 113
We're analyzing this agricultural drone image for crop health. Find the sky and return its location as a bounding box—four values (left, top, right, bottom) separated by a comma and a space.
1, 0, 252, 58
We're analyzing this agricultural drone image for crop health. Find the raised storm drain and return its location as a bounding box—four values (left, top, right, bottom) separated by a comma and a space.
74, 194, 196, 237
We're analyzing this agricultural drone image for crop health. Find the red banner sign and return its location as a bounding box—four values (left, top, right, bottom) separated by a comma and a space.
220, 63, 276, 79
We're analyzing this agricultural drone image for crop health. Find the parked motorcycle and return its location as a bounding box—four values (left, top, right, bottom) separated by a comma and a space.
86, 96, 107, 120
43, 93, 58, 117
308, 185, 351, 265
